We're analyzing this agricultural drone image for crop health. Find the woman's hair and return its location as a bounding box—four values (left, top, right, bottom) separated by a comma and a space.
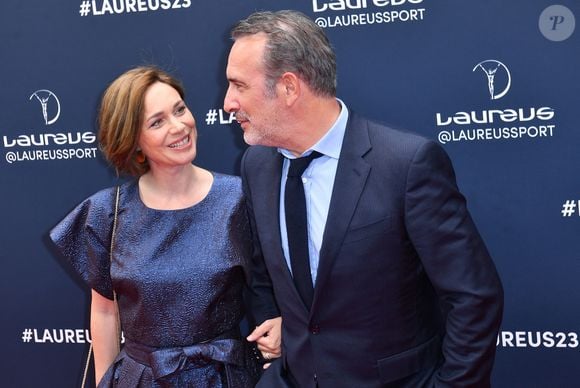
98, 66, 185, 176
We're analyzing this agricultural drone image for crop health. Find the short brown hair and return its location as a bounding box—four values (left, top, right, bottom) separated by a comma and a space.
98, 66, 185, 176
231, 10, 336, 97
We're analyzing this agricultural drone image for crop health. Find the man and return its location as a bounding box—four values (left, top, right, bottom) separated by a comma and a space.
224, 10, 503, 387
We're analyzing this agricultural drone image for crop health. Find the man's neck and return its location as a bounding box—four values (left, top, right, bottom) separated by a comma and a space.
286, 97, 340, 156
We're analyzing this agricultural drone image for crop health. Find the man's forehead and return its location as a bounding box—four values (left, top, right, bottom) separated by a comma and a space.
228, 35, 266, 75
231, 33, 267, 55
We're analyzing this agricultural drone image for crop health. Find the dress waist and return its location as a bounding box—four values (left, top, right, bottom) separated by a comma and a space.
123, 328, 245, 381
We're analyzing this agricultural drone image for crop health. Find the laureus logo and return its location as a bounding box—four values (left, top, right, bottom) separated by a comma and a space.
472, 60, 511, 100
29, 89, 61, 125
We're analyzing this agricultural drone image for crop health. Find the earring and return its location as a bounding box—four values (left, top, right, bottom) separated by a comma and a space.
135, 149, 146, 164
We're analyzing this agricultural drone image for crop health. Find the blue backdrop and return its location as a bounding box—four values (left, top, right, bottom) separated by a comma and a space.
1, 1, 578, 386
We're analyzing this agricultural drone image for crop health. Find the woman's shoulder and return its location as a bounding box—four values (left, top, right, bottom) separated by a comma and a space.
73, 180, 135, 214
207, 173, 245, 207
87, 185, 119, 203
211, 172, 242, 190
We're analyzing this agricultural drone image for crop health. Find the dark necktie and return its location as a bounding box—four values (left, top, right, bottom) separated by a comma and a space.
285, 151, 322, 308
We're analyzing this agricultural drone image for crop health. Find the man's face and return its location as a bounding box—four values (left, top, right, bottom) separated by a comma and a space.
224, 34, 286, 147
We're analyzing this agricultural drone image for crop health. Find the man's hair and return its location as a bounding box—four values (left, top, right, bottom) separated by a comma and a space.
231, 10, 337, 97
98, 66, 185, 176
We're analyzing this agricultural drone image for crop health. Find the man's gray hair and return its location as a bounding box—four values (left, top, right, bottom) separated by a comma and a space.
231, 10, 337, 97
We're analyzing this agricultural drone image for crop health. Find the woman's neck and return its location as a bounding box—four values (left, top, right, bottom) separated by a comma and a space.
138, 164, 213, 210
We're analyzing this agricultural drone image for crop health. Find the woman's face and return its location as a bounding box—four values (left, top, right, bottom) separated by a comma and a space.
138, 81, 197, 172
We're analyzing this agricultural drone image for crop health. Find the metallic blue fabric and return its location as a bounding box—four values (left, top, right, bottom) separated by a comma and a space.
146, 338, 244, 380
50, 173, 259, 387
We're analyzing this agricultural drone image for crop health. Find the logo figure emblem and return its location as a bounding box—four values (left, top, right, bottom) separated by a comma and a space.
472, 60, 511, 100
29, 89, 61, 125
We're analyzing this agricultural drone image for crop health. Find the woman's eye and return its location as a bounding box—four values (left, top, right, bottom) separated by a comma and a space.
176, 105, 186, 115
150, 119, 163, 129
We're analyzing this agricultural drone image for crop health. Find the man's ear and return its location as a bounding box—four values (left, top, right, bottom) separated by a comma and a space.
279, 72, 300, 105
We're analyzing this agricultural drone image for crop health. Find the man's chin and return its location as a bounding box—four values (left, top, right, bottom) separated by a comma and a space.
243, 130, 276, 148
242, 132, 261, 146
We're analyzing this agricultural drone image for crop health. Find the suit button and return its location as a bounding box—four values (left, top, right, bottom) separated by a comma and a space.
310, 324, 320, 334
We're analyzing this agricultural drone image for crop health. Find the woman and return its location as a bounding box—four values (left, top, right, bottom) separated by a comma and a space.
50, 66, 267, 387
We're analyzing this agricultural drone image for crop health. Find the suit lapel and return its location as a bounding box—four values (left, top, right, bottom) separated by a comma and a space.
313, 113, 372, 310
251, 149, 296, 284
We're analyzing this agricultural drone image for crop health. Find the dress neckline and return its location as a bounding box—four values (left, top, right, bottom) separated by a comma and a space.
132, 172, 217, 212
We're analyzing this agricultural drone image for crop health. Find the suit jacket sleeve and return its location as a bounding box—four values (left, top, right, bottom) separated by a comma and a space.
404, 140, 504, 386
240, 149, 281, 325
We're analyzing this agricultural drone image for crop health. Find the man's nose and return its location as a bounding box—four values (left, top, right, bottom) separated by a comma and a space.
224, 87, 239, 113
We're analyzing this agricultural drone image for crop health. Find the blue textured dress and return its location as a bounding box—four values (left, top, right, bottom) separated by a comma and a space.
50, 173, 260, 387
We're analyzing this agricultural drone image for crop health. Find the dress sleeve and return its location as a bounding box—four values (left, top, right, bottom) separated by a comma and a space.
49, 187, 117, 300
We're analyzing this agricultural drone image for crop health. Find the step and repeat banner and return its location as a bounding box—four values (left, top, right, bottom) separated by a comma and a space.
1, 1, 578, 386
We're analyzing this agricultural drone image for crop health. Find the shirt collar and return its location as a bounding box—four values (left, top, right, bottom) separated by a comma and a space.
278, 98, 348, 160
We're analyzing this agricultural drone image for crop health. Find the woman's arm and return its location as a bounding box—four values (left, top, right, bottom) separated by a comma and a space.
90, 289, 120, 385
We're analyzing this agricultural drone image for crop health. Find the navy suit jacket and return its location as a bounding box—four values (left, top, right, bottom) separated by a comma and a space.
241, 112, 503, 387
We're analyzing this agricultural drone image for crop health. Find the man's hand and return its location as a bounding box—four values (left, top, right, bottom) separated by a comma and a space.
247, 317, 282, 369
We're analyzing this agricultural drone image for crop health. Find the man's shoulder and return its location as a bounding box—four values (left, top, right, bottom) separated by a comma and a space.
348, 111, 431, 150
240, 145, 281, 181
243, 145, 278, 163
